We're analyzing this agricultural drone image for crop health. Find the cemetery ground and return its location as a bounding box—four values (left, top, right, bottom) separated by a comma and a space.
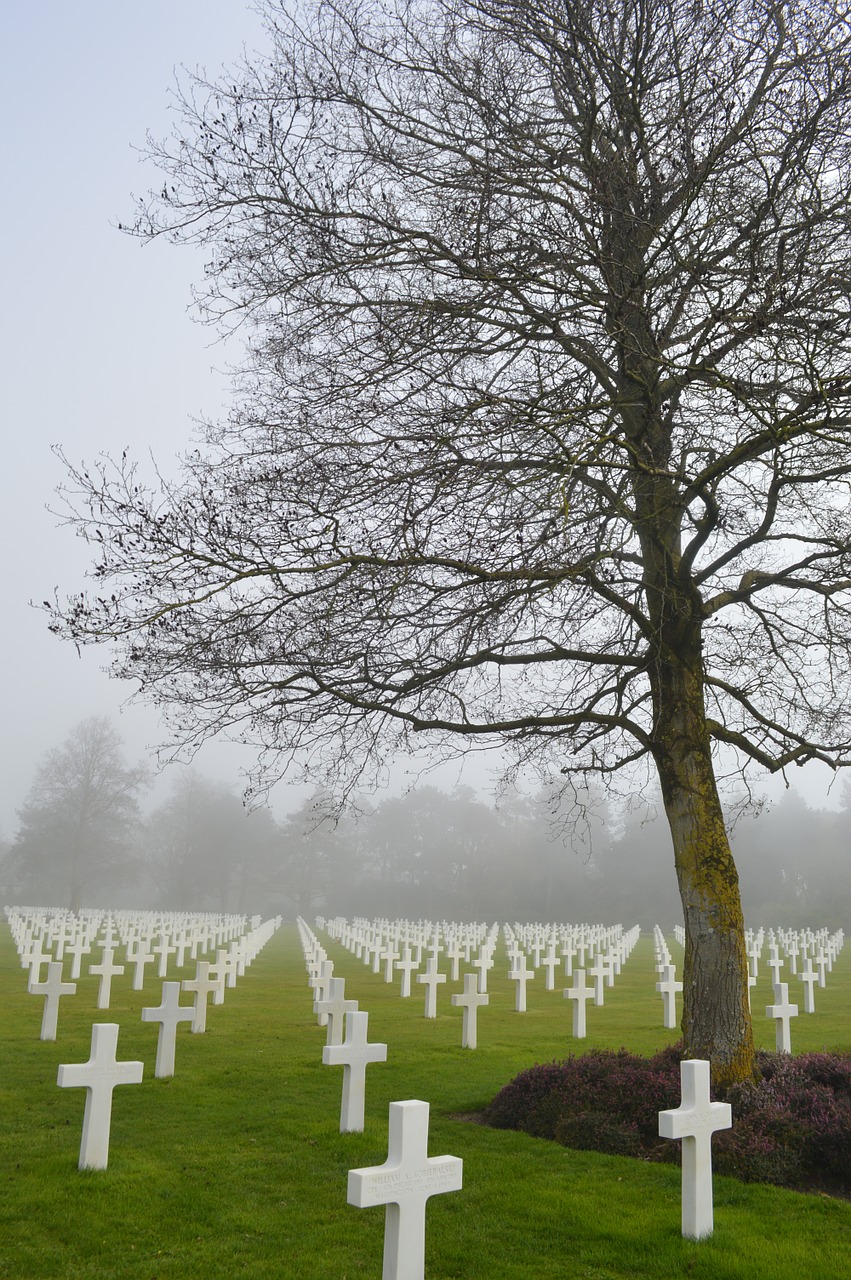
1, 924, 850, 1280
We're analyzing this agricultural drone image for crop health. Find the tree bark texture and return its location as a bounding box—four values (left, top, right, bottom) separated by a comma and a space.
651, 655, 756, 1086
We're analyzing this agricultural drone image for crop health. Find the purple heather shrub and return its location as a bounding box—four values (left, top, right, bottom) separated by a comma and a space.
485, 1046, 851, 1196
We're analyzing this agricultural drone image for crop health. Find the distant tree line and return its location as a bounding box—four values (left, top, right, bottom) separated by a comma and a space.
1, 719, 847, 927
286, 784, 850, 929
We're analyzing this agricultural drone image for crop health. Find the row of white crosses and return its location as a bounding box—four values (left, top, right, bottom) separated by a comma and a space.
324, 915, 644, 1046
323, 916, 500, 1035
11, 906, 256, 972
653, 925, 683, 1030
505, 922, 643, 1038
300, 918, 385, 1132
309, 916, 741, 1263
298, 919, 462, 1280
673, 921, 845, 1054
10, 906, 260, 1019
6, 905, 279, 1170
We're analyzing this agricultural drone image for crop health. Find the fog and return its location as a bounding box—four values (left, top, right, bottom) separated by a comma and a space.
0, 4, 846, 914
2, 722, 848, 928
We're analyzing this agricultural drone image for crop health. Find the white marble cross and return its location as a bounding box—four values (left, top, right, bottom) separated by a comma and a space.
416, 957, 446, 1019
471, 953, 492, 994
445, 942, 464, 982
451, 973, 489, 1049
309, 959, 334, 1024
141, 981, 195, 1077
314, 976, 358, 1046
658, 1059, 732, 1239
65, 935, 91, 980
382, 943, 401, 983
587, 954, 606, 1006
89, 948, 125, 1011
23, 937, 52, 986
207, 951, 233, 1006
57, 1023, 144, 1169
181, 961, 224, 1033
787, 937, 799, 975
541, 945, 559, 991
396, 946, 418, 998
152, 934, 177, 979
564, 968, 594, 1038
29, 961, 77, 1041
799, 958, 817, 1014
323, 1010, 387, 1132
509, 954, 533, 1012
129, 941, 155, 991
348, 1100, 462, 1280
655, 964, 683, 1030
766, 982, 798, 1053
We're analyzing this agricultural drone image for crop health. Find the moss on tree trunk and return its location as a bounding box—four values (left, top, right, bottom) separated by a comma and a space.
652, 654, 756, 1087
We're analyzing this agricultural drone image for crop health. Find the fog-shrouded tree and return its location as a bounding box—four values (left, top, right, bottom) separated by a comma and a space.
50, 0, 851, 1082
11, 718, 147, 910
275, 789, 355, 916
145, 769, 278, 910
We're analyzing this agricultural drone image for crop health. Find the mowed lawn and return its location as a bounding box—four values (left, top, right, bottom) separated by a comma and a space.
1, 919, 850, 1280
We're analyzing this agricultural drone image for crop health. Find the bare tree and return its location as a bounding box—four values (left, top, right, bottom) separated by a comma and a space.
11, 718, 147, 910
50, 0, 851, 1082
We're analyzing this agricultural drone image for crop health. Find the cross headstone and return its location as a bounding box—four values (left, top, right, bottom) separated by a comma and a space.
587, 953, 606, 1006
65, 935, 91, 980
181, 961, 224, 1033
799, 958, 817, 1014
416, 957, 446, 1019
152, 934, 177, 979
129, 942, 155, 991
655, 964, 683, 1030
24, 937, 51, 986
348, 1099, 462, 1280
323, 1010, 387, 1132
787, 937, 799, 975
57, 1023, 144, 1169
658, 1059, 732, 1239
309, 959, 334, 1024
29, 961, 77, 1041
382, 943, 401, 983
471, 952, 492, 994
509, 954, 533, 1012
141, 981, 195, 1077
445, 941, 464, 982
450, 973, 488, 1049
89, 948, 125, 1011
314, 976, 358, 1046
396, 946, 418, 998
541, 945, 559, 991
564, 968, 594, 1038
766, 982, 798, 1053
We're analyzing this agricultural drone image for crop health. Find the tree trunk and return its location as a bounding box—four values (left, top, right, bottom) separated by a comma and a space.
652, 653, 756, 1087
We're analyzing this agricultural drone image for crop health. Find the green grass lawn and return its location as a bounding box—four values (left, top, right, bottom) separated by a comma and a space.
1, 919, 849, 1279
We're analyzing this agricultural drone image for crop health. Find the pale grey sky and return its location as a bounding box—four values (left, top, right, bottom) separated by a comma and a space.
0, 2, 843, 839
0, 2, 276, 835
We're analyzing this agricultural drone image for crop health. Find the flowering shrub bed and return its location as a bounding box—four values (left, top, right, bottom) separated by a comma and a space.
484, 1047, 851, 1195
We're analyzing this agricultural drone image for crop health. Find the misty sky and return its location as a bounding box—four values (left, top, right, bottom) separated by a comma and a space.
0, 2, 844, 839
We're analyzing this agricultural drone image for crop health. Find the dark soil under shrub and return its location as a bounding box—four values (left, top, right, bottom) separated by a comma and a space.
484, 1045, 851, 1197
